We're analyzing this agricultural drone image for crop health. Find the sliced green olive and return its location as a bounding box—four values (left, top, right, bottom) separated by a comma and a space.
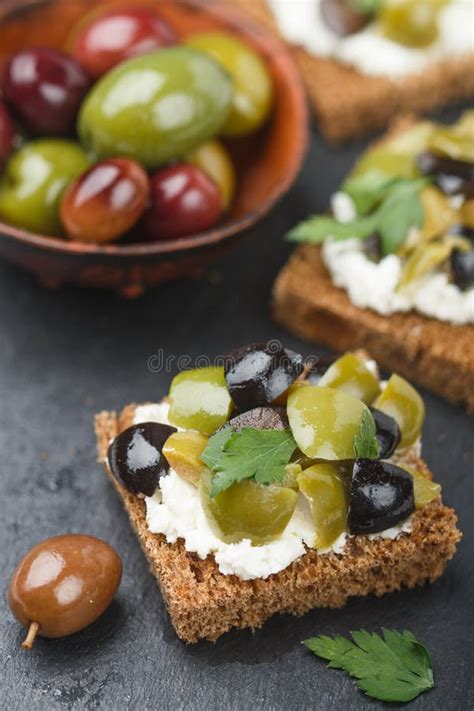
287, 385, 370, 460
200, 470, 297, 545
163, 431, 209, 487
352, 148, 419, 180
419, 186, 459, 243
428, 127, 474, 163
282, 462, 302, 491
318, 353, 381, 405
398, 236, 470, 289
298, 463, 348, 550
406, 467, 442, 509
168, 366, 232, 435
379, 0, 448, 48
375, 374, 425, 449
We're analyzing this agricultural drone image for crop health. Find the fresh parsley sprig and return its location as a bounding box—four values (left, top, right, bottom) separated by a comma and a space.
200, 427, 298, 497
353, 409, 379, 459
303, 628, 434, 703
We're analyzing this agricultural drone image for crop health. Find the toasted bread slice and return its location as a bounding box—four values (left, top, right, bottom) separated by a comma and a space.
95, 404, 461, 644
231, 0, 474, 143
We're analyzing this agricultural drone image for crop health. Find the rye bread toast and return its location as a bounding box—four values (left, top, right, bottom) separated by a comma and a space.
95, 403, 461, 644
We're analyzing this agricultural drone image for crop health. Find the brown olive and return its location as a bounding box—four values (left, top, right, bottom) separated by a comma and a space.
8, 534, 122, 650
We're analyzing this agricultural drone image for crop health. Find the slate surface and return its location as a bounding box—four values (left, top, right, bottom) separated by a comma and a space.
1, 104, 473, 711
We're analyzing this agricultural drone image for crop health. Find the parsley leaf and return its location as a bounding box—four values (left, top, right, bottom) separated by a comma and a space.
200, 427, 297, 497
342, 170, 400, 215
303, 628, 434, 703
353, 409, 379, 459
286, 177, 429, 256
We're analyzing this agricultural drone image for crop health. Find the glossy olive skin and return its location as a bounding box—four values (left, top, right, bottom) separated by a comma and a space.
370, 407, 401, 459
318, 352, 381, 404
8, 534, 122, 639
168, 366, 232, 434
221, 406, 289, 432
162, 431, 209, 487
144, 163, 222, 242
375, 374, 425, 449
298, 463, 348, 550
186, 32, 273, 137
108, 422, 176, 496
2, 48, 90, 136
61, 158, 150, 244
320, 0, 370, 36
451, 249, 474, 291
71, 7, 178, 78
0, 101, 16, 170
380, 0, 448, 48
348, 459, 414, 535
0, 139, 90, 235
78, 48, 232, 168
188, 139, 236, 210
224, 342, 304, 413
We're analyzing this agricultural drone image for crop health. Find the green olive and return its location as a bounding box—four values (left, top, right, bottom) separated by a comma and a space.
318, 353, 381, 404
398, 238, 469, 290
427, 127, 474, 163
405, 467, 441, 509
78, 48, 232, 168
0, 139, 89, 235
162, 431, 209, 487
298, 463, 348, 550
379, 0, 448, 48
201, 470, 297, 545
187, 139, 236, 210
287, 385, 370, 460
375, 374, 425, 449
352, 148, 420, 180
185, 32, 273, 137
168, 366, 232, 435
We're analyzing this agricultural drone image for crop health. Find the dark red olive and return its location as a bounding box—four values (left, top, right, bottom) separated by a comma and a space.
60, 158, 150, 244
0, 101, 16, 170
108, 422, 176, 496
144, 163, 222, 242
220, 406, 289, 432
417, 152, 474, 197
224, 342, 304, 413
370, 407, 401, 459
70, 7, 178, 78
2, 48, 90, 136
348, 459, 414, 535
451, 249, 474, 290
320, 0, 370, 36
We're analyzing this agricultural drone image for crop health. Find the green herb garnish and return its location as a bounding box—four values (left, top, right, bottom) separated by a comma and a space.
287, 177, 429, 256
349, 0, 383, 15
201, 427, 297, 497
342, 169, 400, 214
303, 628, 434, 703
353, 409, 379, 459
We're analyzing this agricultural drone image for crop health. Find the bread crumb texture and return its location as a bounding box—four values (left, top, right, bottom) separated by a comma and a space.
95, 406, 461, 643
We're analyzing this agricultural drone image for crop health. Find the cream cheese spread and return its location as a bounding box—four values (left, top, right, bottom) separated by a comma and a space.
268, 0, 474, 79
322, 192, 474, 325
133, 402, 413, 581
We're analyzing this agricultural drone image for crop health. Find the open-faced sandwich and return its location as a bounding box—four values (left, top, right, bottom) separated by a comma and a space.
274, 112, 474, 411
258, 0, 474, 142
95, 342, 460, 643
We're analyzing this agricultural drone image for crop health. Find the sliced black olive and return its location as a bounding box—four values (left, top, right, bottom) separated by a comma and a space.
107, 422, 176, 496
224, 342, 304, 412
348, 459, 414, 535
370, 407, 401, 459
220, 406, 289, 432
417, 152, 474, 197
362, 232, 382, 262
320, 0, 370, 36
449, 224, 474, 243
451, 249, 474, 290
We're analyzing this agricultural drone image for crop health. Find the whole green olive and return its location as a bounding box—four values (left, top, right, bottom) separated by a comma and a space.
0, 139, 90, 235
185, 32, 273, 137
8, 534, 122, 650
78, 48, 233, 168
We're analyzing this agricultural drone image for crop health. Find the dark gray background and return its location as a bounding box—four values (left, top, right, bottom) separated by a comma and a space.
1, 104, 473, 711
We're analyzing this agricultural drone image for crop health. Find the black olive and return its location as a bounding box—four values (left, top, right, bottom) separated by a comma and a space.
449, 224, 474, 243
370, 407, 401, 459
320, 0, 370, 36
304, 353, 338, 385
348, 459, 414, 535
417, 152, 474, 197
220, 406, 289, 432
224, 342, 304, 413
451, 249, 474, 290
107, 422, 176, 496
362, 232, 382, 262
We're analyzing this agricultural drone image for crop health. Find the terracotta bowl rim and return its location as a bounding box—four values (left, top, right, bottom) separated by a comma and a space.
0, 0, 309, 258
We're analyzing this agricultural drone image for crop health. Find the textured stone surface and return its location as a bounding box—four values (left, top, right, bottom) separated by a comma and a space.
1, 105, 473, 710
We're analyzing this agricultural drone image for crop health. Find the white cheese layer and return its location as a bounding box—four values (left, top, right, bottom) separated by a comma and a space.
268, 0, 473, 79
133, 402, 413, 581
321, 192, 474, 325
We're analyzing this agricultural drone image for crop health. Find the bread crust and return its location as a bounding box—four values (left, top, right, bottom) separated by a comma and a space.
95, 405, 461, 644
231, 0, 474, 143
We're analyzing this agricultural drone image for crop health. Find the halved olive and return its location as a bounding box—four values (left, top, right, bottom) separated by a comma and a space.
298, 463, 348, 550
162, 431, 208, 487
428, 127, 474, 163
287, 385, 370, 460
168, 366, 232, 434
418, 186, 459, 243
318, 352, 381, 404
405, 467, 442, 509
375, 374, 425, 449
352, 148, 419, 180
201, 470, 297, 545
380, 0, 448, 48
370, 407, 401, 459
397, 241, 459, 290
451, 249, 474, 290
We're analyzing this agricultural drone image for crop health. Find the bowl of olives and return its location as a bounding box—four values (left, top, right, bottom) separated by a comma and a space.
0, 0, 308, 295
